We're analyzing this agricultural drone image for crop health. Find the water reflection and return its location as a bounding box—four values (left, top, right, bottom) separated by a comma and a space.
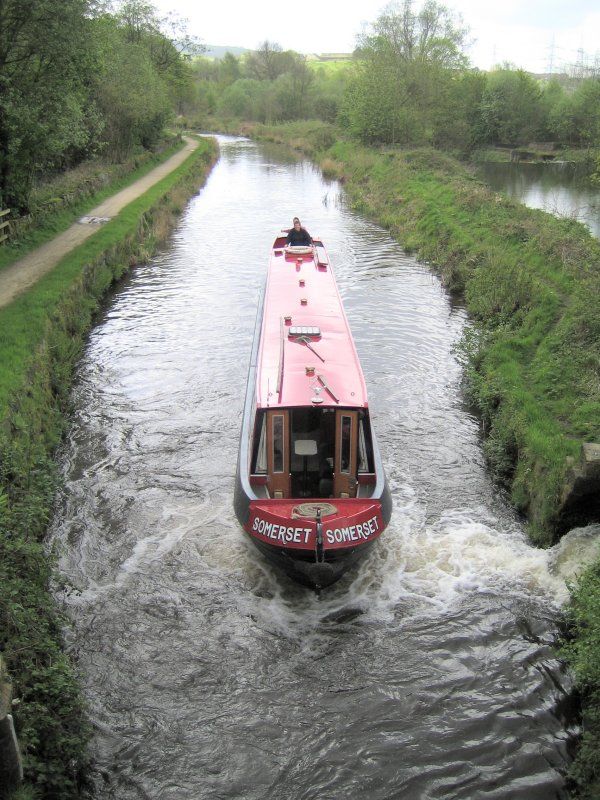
477, 161, 600, 238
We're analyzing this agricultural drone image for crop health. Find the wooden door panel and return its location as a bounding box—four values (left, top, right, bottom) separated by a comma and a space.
267, 410, 290, 498
333, 410, 358, 498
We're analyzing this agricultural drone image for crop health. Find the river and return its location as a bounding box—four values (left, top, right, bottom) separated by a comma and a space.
477, 160, 600, 239
49, 136, 594, 799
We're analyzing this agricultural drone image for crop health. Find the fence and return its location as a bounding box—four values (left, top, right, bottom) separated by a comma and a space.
0, 209, 9, 244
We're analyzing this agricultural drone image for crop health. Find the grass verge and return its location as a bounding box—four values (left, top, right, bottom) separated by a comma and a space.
0, 136, 218, 798
562, 557, 600, 799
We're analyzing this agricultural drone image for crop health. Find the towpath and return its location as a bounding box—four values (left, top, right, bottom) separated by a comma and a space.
0, 136, 200, 310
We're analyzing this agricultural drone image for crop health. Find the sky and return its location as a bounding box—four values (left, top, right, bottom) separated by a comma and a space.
151, 0, 600, 74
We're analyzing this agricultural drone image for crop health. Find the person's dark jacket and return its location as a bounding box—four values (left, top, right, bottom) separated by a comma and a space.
286, 227, 313, 246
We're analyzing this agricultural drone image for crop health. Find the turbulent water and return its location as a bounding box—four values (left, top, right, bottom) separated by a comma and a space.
50, 137, 598, 799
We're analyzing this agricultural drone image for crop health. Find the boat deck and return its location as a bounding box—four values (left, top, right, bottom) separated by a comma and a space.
257, 237, 368, 409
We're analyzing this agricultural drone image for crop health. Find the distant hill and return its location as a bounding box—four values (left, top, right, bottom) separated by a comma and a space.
203, 45, 250, 59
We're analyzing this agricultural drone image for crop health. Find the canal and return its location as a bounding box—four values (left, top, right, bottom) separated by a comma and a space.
477, 160, 600, 239
50, 136, 586, 799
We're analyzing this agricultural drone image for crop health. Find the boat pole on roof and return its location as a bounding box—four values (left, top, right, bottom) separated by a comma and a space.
276, 317, 285, 400
317, 374, 340, 403
292, 335, 325, 363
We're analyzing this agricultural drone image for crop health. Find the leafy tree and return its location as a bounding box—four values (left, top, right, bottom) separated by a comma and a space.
245, 41, 299, 82
115, 1, 199, 118
343, 0, 470, 144
478, 69, 544, 145
221, 52, 242, 86
569, 78, 600, 147
432, 69, 487, 149
0, 0, 95, 209
91, 13, 171, 158
0, 0, 200, 208
271, 54, 313, 120
217, 78, 267, 120
309, 65, 348, 123
117, 0, 157, 42
539, 79, 567, 140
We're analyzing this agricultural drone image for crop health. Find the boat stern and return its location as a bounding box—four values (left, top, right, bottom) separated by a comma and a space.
244, 498, 385, 588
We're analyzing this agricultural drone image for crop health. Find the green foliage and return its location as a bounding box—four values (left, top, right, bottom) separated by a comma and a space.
94, 33, 171, 159
0, 0, 95, 210
0, 137, 217, 798
478, 69, 544, 145
193, 46, 347, 127
0, 0, 198, 211
568, 79, 600, 147
432, 70, 487, 149
563, 560, 600, 798
342, 0, 470, 145
217, 79, 267, 121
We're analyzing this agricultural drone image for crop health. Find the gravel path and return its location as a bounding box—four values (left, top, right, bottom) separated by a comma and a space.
0, 137, 199, 310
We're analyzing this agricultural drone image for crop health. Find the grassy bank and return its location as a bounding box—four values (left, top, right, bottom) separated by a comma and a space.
226, 119, 600, 797
0, 135, 183, 275
563, 558, 600, 798
0, 136, 218, 798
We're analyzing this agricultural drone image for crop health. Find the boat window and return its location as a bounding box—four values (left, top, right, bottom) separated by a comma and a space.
358, 418, 369, 473
272, 414, 284, 473
340, 415, 352, 474
254, 414, 267, 473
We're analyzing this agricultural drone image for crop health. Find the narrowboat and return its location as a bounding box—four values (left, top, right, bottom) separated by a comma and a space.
234, 233, 392, 589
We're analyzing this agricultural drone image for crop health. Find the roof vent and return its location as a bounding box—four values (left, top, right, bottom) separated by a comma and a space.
289, 326, 321, 337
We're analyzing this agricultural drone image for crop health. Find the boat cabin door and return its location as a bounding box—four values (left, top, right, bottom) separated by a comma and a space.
266, 410, 290, 498
333, 410, 358, 498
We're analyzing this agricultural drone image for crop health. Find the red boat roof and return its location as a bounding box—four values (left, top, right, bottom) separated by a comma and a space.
256, 235, 368, 409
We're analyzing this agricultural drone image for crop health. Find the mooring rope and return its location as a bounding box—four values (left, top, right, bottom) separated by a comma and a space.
291, 502, 338, 519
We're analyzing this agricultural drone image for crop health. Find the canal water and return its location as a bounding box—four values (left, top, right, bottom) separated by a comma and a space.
477, 160, 600, 239
50, 137, 594, 799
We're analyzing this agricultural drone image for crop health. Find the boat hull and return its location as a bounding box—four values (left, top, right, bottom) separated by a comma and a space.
234, 477, 392, 590
250, 536, 378, 589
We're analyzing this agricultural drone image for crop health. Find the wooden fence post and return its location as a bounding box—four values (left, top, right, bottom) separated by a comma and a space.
0, 655, 23, 797
0, 209, 11, 244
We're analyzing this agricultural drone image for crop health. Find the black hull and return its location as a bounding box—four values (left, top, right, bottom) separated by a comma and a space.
249, 536, 377, 590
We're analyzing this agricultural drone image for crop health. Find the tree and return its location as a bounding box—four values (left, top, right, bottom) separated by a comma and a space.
220, 52, 241, 86
91, 13, 173, 158
217, 79, 266, 120
432, 69, 487, 149
0, 0, 96, 209
478, 69, 544, 145
363, 0, 468, 69
117, 0, 156, 42
245, 41, 290, 81
343, 0, 470, 144
569, 78, 600, 147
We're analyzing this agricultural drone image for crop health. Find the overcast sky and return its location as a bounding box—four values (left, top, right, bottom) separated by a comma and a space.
151, 0, 600, 73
